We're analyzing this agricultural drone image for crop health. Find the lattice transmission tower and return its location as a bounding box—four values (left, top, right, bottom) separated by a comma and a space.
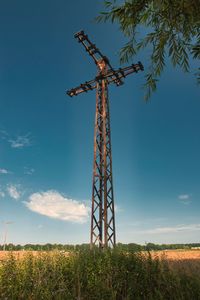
67, 30, 143, 248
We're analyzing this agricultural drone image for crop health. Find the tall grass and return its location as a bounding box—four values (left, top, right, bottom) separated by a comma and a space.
0, 249, 200, 299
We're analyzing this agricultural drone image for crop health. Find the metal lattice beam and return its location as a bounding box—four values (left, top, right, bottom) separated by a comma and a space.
90, 62, 116, 247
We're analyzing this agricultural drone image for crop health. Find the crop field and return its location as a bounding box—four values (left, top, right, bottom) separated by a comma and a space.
0, 249, 200, 299
0, 250, 70, 261
151, 249, 200, 260
1, 248, 200, 261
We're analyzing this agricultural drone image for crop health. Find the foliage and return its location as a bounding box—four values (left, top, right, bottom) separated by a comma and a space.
1, 242, 200, 251
96, 0, 200, 100
0, 250, 200, 299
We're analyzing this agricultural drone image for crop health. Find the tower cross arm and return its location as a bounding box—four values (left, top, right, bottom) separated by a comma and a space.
67, 78, 97, 97
66, 62, 144, 97
105, 61, 144, 85
74, 30, 109, 66
74, 30, 123, 86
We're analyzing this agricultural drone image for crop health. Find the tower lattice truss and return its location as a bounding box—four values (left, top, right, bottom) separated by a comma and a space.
91, 76, 115, 247
67, 30, 144, 248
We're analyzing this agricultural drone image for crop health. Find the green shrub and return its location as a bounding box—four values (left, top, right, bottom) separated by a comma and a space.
0, 249, 200, 299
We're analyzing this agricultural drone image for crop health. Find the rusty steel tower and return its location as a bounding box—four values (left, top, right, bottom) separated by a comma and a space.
67, 30, 143, 248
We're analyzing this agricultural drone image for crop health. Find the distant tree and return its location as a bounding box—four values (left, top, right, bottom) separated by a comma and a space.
127, 243, 143, 252
97, 0, 200, 100
145, 242, 158, 251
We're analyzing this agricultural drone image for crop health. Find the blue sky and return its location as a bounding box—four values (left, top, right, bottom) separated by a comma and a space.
0, 0, 200, 245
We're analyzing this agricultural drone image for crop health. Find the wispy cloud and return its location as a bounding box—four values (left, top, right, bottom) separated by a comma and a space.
0, 168, 10, 174
7, 184, 21, 200
24, 190, 90, 223
0, 129, 32, 149
121, 217, 168, 228
8, 134, 32, 149
115, 204, 124, 213
143, 224, 200, 234
178, 194, 191, 205
0, 190, 5, 198
178, 194, 189, 200
37, 224, 43, 229
0, 129, 9, 140
24, 167, 35, 175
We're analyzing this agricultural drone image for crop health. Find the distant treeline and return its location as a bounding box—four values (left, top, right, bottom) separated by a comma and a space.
117, 243, 200, 251
0, 242, 200, 251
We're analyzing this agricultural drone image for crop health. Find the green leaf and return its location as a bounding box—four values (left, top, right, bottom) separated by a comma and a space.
96, 0, 200, 99
191, 45, 200, 59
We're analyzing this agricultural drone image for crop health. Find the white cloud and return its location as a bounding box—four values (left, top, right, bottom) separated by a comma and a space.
115, 204, 124, 213
0, 129, 32, 149
0, 129, 9, 140
143, 224, 200, 234
8, 134, 31, 149
0, 168, 9, 174
178, 194, 189, 200
178, 194, 191, 205
24, 167, 35, 175
7, 184, 21, 200
24, 190, 90, 223
0, 191, 5, 198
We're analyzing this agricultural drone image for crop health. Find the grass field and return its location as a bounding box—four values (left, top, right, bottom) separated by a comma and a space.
0, 249, 200, 299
